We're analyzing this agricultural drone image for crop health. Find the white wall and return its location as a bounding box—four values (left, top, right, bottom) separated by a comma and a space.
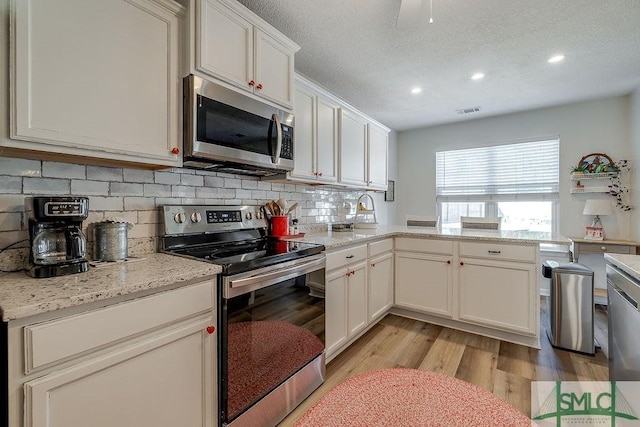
396, 95, 634, 240
631, 87, 640, 241
370, 129, 398, 226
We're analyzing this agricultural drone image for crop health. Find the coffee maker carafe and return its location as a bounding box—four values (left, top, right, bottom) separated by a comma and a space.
26, 196, 89, 278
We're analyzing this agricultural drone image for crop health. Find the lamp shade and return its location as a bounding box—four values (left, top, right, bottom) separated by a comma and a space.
583, 199, 613, 216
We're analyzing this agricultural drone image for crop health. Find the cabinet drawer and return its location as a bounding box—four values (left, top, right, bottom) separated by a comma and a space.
395, 238, 453, 255
578, 243, 632, 255
24, 281, 214, 373
369, 239, 393, 257
459, 241, 536, 263
326, 244, 367, 270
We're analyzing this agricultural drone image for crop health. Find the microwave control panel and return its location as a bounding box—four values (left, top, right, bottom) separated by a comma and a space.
281, 126, 293, 160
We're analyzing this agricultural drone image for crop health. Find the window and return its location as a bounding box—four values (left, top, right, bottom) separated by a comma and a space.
436, 138, 559, 232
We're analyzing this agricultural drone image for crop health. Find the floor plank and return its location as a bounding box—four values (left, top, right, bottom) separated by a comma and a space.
278, 297, 608, 425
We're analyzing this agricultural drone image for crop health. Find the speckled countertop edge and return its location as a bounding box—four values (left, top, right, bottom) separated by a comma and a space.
604, 253, 640, 282
0, 253, 221, 322
293, 225, 570, 250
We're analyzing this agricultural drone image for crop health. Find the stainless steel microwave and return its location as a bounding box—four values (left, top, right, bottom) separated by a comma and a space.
183, 74, 294, 176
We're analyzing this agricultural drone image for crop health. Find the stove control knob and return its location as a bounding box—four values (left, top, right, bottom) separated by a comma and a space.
190, 212, 202, 223
256, 210, 263, 220
174, 212, 186, 224
246, 212, 253, 220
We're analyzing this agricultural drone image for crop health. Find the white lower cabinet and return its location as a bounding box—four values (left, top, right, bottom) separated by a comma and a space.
368, 251, 394, 322
458, 257, 537, 335
395, 252, 453, 318
325, 244, 368, 359
9, 280, 217, 427
24, 318, 213, 427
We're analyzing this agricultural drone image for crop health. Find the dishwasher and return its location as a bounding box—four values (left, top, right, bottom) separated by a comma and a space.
607, 263, 640, 380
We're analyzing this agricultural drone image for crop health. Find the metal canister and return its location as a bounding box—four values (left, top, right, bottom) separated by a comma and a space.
94, 222, 131, 261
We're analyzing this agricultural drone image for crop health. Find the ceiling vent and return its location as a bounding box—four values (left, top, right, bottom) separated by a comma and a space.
456, 106, 482, 115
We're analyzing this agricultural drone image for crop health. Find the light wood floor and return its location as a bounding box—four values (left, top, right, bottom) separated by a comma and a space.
279, 297, 609, 425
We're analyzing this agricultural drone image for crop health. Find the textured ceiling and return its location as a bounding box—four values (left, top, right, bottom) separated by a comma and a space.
236, 0, 640, 131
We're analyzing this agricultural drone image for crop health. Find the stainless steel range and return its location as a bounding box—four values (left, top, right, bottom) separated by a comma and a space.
161, 205, 326, 427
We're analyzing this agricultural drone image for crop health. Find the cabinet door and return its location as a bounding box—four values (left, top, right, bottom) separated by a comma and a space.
339, 108, 368, 187
10, 0, 182, 167
347, 262, 368, 337
198, 0, 253, 93
290, 84, 316, 180
254, 28, 295, 108
367, 123, 389, 190
458, 258, 537, 335
395, 252, 453, 318
315, 95, 338, 183
368, 252, 394, 322
325, 269, 348, 357
24, 317, 216, 427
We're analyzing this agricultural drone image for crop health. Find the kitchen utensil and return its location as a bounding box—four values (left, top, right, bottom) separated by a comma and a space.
277, 198, 287, 214
287, 202, 299, 215
94, 217, 133, 261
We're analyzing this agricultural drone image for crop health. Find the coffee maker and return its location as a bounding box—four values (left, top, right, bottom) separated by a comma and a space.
26, 196, 89, 278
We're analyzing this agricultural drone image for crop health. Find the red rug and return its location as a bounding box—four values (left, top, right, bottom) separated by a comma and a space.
295, 369, 531, 427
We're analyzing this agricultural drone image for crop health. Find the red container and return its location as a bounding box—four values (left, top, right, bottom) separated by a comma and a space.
270, 216, 289, 237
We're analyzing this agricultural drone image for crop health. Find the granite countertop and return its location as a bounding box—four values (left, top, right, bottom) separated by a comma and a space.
0, 253, 221, 322
293, 225, 570, 250
604, 253, 640, 282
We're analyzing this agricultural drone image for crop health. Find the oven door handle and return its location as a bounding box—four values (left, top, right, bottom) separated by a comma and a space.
224, 255, 325, 298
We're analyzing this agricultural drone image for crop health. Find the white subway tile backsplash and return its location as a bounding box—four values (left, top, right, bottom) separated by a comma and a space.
204, 176, 224, 187
89, 196, 124, 211
71, 180, 109, 196
143, 183, 172, 197
0, 158, 41, 177
171, 185, 196, 198
123, 197, 155, 210
241, 180, 258, 190
87, 166, 123, 182
43, 161, 86, 179
110, 182, 144, 197
155, 171, 181, 185
0, 176, 22, 194
1, 160, 361, 268
180, 174, 204, 186
123, 169, 155, 183
0, 212, 22, 232
224, 178, 242, 189
0, 196, 27, 212
23, 177, 70, 194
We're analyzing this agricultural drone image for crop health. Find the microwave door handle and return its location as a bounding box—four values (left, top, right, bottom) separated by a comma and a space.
271, 113, 282, 166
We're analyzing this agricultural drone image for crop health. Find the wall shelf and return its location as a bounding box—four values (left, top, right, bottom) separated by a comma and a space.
570, 172, 618, 181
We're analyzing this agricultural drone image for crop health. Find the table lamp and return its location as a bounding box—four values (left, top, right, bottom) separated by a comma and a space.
583, 199, 612, 240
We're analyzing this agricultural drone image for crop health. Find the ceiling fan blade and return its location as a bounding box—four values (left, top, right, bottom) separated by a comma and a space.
396, 0, 427, 28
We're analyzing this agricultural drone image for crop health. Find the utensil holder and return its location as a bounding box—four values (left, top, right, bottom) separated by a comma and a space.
270, 216, 289, 237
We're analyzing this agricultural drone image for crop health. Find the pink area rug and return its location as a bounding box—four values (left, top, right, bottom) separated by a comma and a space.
295, 369, 531, 427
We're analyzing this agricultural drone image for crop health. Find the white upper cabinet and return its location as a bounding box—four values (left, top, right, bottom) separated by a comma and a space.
339, 107, 368, 187
196, 0, 299, 109
289, 77, 338, 183
8, 0, 184, 167
367, 123, 389, 190
338, 107, 389, 190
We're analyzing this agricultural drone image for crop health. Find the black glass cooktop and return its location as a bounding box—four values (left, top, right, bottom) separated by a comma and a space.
166, 238, 324, 275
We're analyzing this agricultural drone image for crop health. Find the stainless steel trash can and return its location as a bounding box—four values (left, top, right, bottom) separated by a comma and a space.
542, 261, 595, 355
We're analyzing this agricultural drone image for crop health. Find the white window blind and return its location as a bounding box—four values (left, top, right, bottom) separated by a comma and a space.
436, 139, 560, 202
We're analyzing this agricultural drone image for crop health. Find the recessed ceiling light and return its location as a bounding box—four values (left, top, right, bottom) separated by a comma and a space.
411, 87, 422, 94
471, 73, 485, 80
548, 54, 565, 63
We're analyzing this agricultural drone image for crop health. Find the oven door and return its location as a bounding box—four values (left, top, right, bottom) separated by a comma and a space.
184, 74, 294, 171
220, 254, 326, 426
